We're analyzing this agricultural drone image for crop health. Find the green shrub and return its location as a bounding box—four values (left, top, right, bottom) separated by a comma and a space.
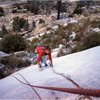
0, 7, 5, 17
19, 18, 27, 28
32, 20, 36, 28
1, 25, 8, 37
0, 13, 4, 17
73, 32, 100, 52
0, 30, 3, 38
27, 38, 40, 52
73, 7, 83, 14
0, 34, 27, 53
12, 9, 17, 14
0, 69, 4, 79
23, 20, 29, 31
39, 19, 45, 24
82, 32, 100, 50
0, 7, 4, 13
0, 56, 31, 79
12, 16, 29, 32
91, 20, 100, 28
15, 52, 27, 58
74, 18, 90, 34
72, 42, 83, 53
12, 16, 21, 32
46, 27, 52, 31
74, 34, 83, 41
0, 56, 31, 69
27, 1, 40, 14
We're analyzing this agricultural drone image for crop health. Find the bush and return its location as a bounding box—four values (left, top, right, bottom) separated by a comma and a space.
26, 38, 40, 52
0, 7, 4, 13
46, 27, 52, 31
39, 19, 45, 24
12, 9, 17, 14
0, 30, 3, 38
72, 42, 83, 53
1, 25, 8, 37
73, 32, 100, 52
0, 56, 31, 69
12, 16, 29, 32
23, 20, 29, 31
0, 7, 5, 17
15, 51, 27, 58
82, 32, 100, 50
73, 7, 83, 15
0, 63, 5, 79
0, 56, 31, 79
0, 13, 4, 17
91, 20, 100, 28
19, 18, 27, 28
12, 16, 21, 32
27, 1, 40, 14
0, 34, 27, 53
32, 20, 36, 28
0, 69, 4, 79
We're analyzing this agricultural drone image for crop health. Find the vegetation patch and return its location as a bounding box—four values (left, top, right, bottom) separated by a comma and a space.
0, 55, 31, 79
0, 34, 27, 53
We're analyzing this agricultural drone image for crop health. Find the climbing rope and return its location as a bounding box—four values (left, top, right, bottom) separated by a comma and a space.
50, 67, 80, 88
49, 64, 92, 100
11, 74, 100, 98
12, 73, 100, 100
12, 74, 41, 100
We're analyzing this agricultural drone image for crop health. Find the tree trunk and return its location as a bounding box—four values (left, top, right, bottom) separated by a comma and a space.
57, 0, 62, 19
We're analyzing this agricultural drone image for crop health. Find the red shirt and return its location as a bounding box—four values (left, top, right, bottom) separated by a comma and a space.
35, 46, 52, 63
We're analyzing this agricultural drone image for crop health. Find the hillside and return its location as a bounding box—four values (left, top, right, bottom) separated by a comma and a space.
0, 46, 100, 99
0, 0, 18, 1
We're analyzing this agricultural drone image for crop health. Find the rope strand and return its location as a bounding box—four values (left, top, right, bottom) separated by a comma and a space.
49, 65, 92, 99
11, 75, 100, 98
50, 67, 80, 88
12, 74, 41, 100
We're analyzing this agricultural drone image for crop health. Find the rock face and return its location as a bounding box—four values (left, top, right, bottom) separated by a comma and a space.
0, 46, 100, 99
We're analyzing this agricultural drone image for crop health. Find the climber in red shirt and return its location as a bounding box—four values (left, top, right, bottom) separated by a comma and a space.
35, 46, 53, 71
